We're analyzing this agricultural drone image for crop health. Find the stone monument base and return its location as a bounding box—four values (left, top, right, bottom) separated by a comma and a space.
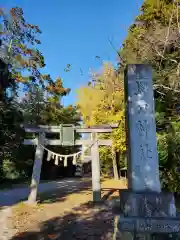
118, 216, 180, 233
119, 190, 176, 217
117, 190, 180, 239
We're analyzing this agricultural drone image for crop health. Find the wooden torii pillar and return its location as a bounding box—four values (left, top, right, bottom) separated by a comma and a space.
23, 124, 118, 203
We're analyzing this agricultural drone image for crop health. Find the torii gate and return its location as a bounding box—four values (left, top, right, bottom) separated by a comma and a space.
23, 123, 118, 203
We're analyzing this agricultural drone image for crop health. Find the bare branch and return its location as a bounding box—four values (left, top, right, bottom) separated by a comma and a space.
108, 36, 124, 67
159, 0, 176, 69
154, 46, 178, 64
154, 84, 180, 93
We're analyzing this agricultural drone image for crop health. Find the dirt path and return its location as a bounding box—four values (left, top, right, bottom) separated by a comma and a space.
4, 179, 127, 240
0, 207, 18, 240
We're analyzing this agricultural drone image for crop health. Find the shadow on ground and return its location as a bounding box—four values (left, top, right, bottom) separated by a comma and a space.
9, 185, 180, 240
0, 179, 93, 207
36, 183, 120, 205
6, 179, 125, 239
10, 200, 119, 240
9, 196, 180, 240
37, 180, 92, 204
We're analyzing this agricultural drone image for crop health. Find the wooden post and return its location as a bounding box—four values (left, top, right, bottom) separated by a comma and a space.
28, 132, 45, 203
112, 148, 119, 180
91, 132, 101, 202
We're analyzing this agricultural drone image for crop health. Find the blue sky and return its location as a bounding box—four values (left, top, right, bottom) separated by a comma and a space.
2, 0, 143, 106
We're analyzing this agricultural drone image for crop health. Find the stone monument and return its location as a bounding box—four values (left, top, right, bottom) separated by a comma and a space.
118, 64, 180, 239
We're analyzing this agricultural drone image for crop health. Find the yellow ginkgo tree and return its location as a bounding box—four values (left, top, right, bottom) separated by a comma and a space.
77, 63, 126, 178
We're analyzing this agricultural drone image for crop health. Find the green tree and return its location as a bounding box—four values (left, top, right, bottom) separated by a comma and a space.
0, 7, 45, 88
20, 85, 46, 125
118, 0, 180, 190
0, 6, 46, 182
0, 7, 81, 183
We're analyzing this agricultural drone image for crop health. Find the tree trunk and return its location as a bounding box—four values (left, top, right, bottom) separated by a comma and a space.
116, 152, 121, 177
112, 148, 119, 180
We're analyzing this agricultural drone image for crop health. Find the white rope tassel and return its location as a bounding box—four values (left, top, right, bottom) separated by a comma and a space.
76, 152, 80, 162
72, 154, 77, 165
80, 145, 87, 162
47, 151, 51, 161
81, 151, 84, 162
64, 156, 68, 167
55, 155, 59, 165
41, 142, 95, 165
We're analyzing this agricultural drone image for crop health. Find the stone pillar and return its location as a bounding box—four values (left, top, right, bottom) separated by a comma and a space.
124, 64, 161, 192
117, 64, 177, 239
28, 132, 45, 203
91, 132, 101, 202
